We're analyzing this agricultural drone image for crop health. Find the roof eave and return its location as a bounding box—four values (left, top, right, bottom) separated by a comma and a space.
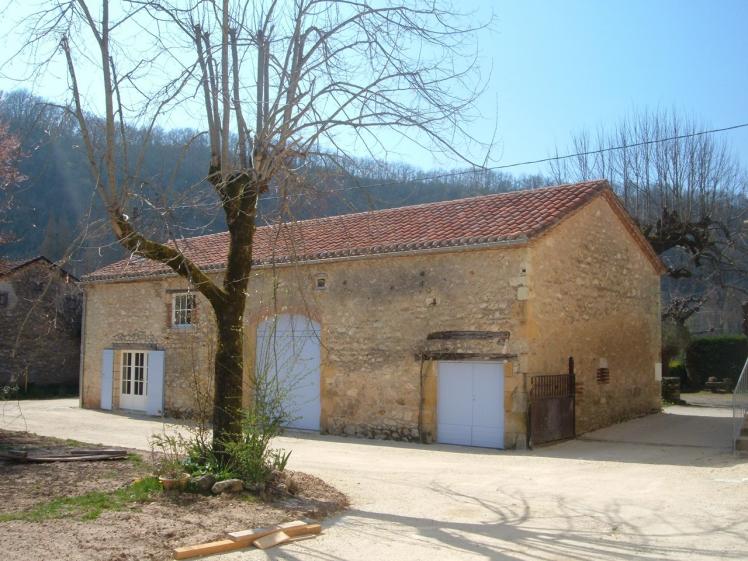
79, 236, 530, 285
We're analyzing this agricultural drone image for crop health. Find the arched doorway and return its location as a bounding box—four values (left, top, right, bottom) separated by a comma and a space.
255, 314, 321, 431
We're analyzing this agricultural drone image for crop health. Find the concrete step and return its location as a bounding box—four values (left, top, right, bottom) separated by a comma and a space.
736, 436, 748, 452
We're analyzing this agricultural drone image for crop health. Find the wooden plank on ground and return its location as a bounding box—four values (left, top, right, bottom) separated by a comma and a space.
173, 538, 244, 560
70, 448, 128, 456
253, 530, 291, 550
252, 523, 322, 550
287, 534, 318, 543
227, 520, 307, 542
285, 523, 321, 538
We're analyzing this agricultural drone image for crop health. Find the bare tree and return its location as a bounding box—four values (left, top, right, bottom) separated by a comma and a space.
551, 108, 748, 332
0, 116, 25, 247
14, 0, 486, 447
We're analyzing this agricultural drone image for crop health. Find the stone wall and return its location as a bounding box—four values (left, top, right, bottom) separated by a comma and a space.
0, 261, 81, 390
527, 196, 662, 433
81, 276, 217, 415
243, 248, 529, 445
82, 246, 531, 446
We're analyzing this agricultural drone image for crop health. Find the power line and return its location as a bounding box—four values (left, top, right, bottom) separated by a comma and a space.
284, 121, 748, 197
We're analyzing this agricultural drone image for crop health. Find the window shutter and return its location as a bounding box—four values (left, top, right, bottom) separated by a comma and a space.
192, 296, 198, 324
166, 298, 173, 328
100, 350, 114, 410
147, 350, 165, 416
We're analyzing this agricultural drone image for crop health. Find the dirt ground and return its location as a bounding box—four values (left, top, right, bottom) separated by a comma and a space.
0, 430, 347, 561
2, 399, 747, 560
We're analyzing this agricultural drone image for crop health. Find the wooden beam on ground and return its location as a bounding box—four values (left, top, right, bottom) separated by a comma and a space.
226, 520, 307, 542
173, 539, 241, 560
173, 521, 322, 559
253, 530, 291, 550
253, 524, 322, 550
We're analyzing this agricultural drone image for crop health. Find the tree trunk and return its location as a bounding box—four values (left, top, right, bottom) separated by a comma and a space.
212, 301, 245, 450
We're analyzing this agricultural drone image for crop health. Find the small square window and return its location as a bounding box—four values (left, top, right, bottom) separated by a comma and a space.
0, 292, 8, 307
315, 275, 327, 290
172, 293, 196, 326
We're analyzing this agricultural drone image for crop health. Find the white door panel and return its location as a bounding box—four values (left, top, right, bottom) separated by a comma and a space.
436, 362, 474, 446
472, 363, 504, 448
256, 315, 321, 431
437, 361, 504, 449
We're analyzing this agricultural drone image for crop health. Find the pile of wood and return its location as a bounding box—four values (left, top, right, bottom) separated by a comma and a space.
0, 448, 128, 463
173, 520, 322, 559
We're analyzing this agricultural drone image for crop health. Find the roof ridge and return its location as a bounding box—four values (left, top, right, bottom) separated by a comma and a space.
179, 179, 609, 243
263, 179, 609, 229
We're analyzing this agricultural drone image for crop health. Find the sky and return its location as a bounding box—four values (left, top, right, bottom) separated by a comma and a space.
474, 0, 748, 176
0, 0, 746, 177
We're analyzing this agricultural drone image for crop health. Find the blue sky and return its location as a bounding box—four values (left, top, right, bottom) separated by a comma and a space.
0, 0, 746, 176
473, 0, 748, 175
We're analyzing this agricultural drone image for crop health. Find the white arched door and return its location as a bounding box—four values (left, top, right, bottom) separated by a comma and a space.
256, 314, 321, 431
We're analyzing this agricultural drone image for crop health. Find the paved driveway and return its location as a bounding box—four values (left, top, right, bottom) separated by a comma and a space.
2, 399, 747, 560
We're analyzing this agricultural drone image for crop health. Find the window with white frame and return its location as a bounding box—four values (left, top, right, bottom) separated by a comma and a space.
172, 292, 196, 326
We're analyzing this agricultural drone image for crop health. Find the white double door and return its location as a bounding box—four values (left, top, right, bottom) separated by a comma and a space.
101, 349, 167, 416
256, 315, 321, 431
119, 350, 148, 411
437, 361, 505, 448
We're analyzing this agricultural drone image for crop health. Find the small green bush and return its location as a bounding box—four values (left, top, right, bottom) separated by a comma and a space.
667, 360, 688, 388
685, 335, 748, 389
184, 401, 292, 489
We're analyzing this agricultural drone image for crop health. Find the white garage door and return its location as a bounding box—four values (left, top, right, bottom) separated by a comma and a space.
437, 361, 504, 448
256, 314, 321, 431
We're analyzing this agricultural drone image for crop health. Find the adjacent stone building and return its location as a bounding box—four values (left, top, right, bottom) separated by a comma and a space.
0, 256, 82, 392
80, 180, 664, 448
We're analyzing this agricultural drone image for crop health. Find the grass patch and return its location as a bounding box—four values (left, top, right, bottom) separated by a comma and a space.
0, 477, 162, 523
127, 452, 146, 468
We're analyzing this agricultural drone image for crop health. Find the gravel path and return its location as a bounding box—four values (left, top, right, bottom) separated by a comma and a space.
2, 399, 747, 560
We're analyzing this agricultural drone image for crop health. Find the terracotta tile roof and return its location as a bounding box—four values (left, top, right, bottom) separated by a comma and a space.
84, 180, 613, 282
0, 256, 79, 280
0, 256, 46, 277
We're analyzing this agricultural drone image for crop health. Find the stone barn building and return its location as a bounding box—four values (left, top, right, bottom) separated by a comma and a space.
79, 180, 664, 448
0, 256, 82, 393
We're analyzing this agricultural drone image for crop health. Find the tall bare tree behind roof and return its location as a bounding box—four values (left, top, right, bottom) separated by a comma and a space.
12, 0, 488, 447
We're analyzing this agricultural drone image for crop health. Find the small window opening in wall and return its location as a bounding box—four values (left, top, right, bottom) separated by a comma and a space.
596, 368, 610, 384
315, 274, 327, 290
0, 292, 8, 307
172, 292, 196, 326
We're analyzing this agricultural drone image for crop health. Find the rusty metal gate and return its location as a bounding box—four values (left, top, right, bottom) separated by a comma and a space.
529, 370, 575, 446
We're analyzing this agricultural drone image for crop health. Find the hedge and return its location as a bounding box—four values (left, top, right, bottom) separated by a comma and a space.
685, 335, 748, 389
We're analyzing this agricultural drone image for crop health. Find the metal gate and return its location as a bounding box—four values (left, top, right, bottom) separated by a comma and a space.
529, 371, 575, 446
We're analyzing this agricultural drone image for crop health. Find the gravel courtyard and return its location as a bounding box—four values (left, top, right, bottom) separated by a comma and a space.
2, 398, 746, 561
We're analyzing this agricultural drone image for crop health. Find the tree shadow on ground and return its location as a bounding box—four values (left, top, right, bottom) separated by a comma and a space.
263, 485, 748, 561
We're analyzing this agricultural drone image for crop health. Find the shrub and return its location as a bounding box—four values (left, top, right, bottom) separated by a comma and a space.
667, 360, 689, 388
184, 401, 292, 489
685, 335, 748, 389
149, 432, 190, 479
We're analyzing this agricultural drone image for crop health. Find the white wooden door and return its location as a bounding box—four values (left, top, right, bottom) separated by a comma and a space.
437, 361, 504, 448
256, 315, 321, 431
119, 351, 148, 411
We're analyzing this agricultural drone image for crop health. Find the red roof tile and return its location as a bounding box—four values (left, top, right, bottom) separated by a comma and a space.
84, 180, 612, 282
0, 256, 62, 278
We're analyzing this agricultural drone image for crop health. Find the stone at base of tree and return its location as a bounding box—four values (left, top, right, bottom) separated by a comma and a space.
244, 481, 264, 493
211, 478, 244, 494
191, 474, 216, 493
